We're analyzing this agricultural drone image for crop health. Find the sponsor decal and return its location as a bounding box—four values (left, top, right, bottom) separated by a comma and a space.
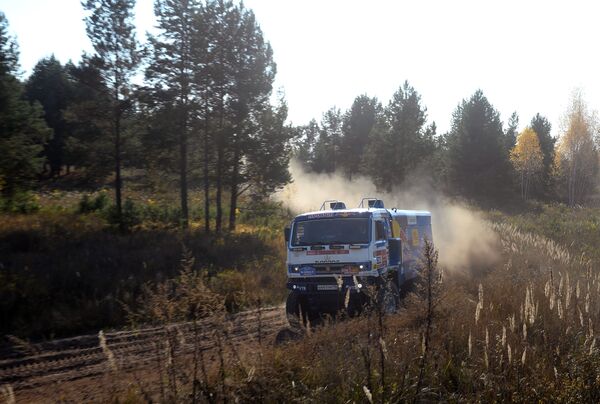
304, 211, 364, 220
307, 249, 350, 255
373, 249, 389, 267
306, 212, 336, 219
412, 228, 420, 246
300, 266, 316, 276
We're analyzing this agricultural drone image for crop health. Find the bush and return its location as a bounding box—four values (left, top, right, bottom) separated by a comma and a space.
105, 198, 142, 229
78, 191, 110, 213
0, 191, 41, 214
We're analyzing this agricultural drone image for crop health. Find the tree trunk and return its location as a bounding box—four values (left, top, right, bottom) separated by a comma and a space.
180, 126, 189, 228
203, 125, 210, 233
216, 141, 223, 233
229, 137, 240, 232
115, 111, 123, 232
215, 86, 225, 233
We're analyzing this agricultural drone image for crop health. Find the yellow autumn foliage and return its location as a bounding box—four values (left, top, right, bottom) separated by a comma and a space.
510, 127, 543, 199
511, 128, 543, 174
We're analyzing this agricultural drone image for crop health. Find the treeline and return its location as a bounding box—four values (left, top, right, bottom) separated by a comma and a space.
2, 1, 600, 230
0, 0, 291, 231
293, 83, 600, 206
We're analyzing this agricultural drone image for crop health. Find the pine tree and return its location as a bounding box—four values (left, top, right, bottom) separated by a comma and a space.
25, 56, 76, 177
63, 59, 114, 179
0, 13, 50, 201
504, 111, 519, 151
363, 81, 432, 189
223, 3, 277, 231
245, 97, 292, 199
292, 119, 319, 170
446, 90, 512, 201
362, 115, 393, 189
147, 0, 198, 229
312, 107, 343, 173
530, 113, 554, 196
339, 95, 381, 179
82, 0, 140, 230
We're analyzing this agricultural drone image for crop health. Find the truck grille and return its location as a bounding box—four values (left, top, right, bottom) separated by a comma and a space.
314, 265, 344, 275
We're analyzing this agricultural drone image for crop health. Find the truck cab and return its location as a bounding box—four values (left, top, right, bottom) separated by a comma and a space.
284, 198, 432, 325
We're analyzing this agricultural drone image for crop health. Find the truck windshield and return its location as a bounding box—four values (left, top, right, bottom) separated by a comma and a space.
291, 218, 370, 246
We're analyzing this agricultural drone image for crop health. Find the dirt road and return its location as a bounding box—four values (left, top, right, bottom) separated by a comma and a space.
0, 306, 287, 402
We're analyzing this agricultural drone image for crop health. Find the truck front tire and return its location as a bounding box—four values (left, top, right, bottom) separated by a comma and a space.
376, 278, 400, 314
286, 291, 308, 329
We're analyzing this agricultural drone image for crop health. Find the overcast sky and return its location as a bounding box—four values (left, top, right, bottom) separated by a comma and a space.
2, 0, 600, 135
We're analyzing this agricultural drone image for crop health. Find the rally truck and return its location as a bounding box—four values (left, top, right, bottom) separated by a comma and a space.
284, 198, 432, 326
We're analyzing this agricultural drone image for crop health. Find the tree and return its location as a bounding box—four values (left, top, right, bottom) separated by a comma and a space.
222, 3, 277, 231
504, 111, 519, 151
0, 13, 50, 201
361, 115, 392, 189
339, 95, 381, 179
446, 90, 512, 201
63, 59, 114, 180
292, 119, 319, 170
82, 0, 140, 230
25, 56, 76, 177
530, 113, 554, 196
510, 127, 543, 200
147, 0, 199, 229
312, 107, 343, 173
363, 81, 433, 189
554, 90, 599, 206
244, 98, 292, 199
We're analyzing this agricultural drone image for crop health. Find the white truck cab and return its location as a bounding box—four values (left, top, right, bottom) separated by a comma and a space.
284, 198, 432, 325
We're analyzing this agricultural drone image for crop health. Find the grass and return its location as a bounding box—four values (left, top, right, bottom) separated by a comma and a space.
0, 180, 290, 341
92, 202, 600, 403
4, 172, 600, 401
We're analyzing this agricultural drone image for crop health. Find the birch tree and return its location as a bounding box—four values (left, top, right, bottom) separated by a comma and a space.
510, 127, 543, 200
554, 90, 599, 206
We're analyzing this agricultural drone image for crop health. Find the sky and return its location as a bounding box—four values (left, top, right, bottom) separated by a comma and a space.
2, 0, 600, 135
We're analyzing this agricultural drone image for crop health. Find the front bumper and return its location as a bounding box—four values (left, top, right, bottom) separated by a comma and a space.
286, 275, 379, 294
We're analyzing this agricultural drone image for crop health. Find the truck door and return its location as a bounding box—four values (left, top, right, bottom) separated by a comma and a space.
373, 219, 389, 271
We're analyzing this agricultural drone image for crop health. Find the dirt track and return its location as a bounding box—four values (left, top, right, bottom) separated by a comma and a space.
0, 306, 287, 402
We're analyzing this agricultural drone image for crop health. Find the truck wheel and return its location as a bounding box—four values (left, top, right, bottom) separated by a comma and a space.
399, 277, 416, 299
376, 279, 400, 314
286, 291, 308, 329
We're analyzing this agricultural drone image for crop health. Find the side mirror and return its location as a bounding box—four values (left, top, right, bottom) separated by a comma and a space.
388, 238, 402, 266
284, 227, 291, 242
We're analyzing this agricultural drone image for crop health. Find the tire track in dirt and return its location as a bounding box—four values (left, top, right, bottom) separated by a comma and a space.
0, 306, 287, 394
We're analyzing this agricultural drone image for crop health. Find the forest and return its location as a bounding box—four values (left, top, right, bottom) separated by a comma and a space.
2, 1, 599, 227
2, 0, 600, 402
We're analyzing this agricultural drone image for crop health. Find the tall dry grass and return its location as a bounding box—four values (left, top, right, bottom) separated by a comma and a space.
108, 213, 600, 403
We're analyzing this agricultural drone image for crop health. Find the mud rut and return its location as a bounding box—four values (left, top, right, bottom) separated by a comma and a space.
0, 306, 287, 399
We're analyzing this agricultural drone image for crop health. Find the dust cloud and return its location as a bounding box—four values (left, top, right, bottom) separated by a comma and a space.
275, 160, 500, 272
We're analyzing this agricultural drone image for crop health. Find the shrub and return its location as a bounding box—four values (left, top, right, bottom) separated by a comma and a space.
0, 191, 41, 214
78, 191, 110, 213
104, 198, 142, 229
